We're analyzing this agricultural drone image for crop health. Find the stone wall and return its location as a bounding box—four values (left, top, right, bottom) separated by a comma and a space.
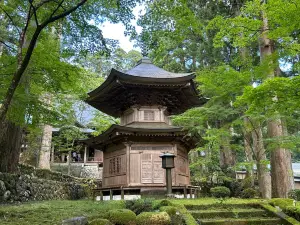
0, 164, 96, 203
51, 163, 103, 180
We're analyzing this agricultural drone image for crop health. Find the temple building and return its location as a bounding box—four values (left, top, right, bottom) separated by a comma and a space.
81, 56, 206, 196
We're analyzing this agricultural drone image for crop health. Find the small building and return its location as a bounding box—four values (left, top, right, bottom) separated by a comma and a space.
81, 56, 205, 196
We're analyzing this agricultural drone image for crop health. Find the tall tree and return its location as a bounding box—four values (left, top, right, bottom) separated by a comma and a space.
0, 0, 141, 172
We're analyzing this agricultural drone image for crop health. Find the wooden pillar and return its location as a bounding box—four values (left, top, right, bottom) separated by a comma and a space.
126, 143, 131, 186
84, 145, 87, 164
121, 186, 124, 200
100, 190, 103, 201
183, 186, 187, 199
110, 189, 113, 200
189, 187, 193, 199
194, 188, 198, 199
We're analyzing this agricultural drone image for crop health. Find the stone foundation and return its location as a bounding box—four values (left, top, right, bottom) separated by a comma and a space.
0, 164, 95, 203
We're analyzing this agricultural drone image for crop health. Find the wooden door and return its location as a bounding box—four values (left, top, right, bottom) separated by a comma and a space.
141, 153, 164, 184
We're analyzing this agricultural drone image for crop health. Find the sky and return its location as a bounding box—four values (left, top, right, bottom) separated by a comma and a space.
100, 5, 144, 52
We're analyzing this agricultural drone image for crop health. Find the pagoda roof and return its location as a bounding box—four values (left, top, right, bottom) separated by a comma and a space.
79, 123, 198, 150
86, 57, 206, 117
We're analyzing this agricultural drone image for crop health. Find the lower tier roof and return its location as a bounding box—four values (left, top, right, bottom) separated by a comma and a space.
79, 124, 199, 150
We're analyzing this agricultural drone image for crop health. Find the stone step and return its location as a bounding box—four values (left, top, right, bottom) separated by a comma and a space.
190, 208, 271, 219
185, 203, 261, 211
197, 217, 283, 225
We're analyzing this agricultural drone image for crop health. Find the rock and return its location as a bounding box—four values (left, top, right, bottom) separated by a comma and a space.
3, 190, 11, 201
0, 180, 6, 195
62, 217, 88, 225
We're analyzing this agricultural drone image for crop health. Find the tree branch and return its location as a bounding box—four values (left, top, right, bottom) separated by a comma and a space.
0, 0, 88, 124
0, 40, 16, 51
0, 6, 21, 35
28, 0, 39, 26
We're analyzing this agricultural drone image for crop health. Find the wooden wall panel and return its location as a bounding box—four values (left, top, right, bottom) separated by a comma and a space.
130, 153, 141, 184
103, 175, 127, 187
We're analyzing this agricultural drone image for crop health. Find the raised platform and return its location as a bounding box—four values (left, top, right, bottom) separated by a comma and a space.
92, 185, 199, 201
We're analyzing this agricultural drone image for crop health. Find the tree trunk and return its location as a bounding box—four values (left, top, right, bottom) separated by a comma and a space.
252, 123, 271, 199
220, 132, 235, 177
260, 10, 293, 198
243, 118, 254, 186
0, 120, 23, 172
68, 150, 71, 176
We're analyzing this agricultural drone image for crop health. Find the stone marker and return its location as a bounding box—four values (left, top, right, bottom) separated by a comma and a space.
62, 216, 88, 225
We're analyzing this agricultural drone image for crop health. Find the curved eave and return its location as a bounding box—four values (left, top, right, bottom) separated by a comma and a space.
88, 68, 196, 98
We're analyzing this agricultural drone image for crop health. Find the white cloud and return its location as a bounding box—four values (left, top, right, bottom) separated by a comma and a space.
100, 4, 145, 52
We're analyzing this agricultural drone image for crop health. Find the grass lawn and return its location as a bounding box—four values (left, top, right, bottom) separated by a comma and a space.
0, 198, 279, 225
0, 200, 124, 225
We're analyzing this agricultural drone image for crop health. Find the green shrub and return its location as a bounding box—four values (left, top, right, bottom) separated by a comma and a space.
288, 189, 300, 201
125, 198, 154, 215
160, 206, 184, 225
89, 218, 113, 225
136, 212, 171, 225
104, 209, 136, 225
241, 188, 257, 199
159, 206, 177, 216
210, 186, 230, 198
153, 199, 172, 210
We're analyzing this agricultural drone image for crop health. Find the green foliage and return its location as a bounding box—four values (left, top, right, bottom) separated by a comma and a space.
159, 206, 177, 216
288, 190, 300, 201
136, 212, 171, 225
103, 209, 136, 225
52, 126, 86, 153
125, 199, 154, 215
269, 198, 294, 209
89, 219, 113, 225
241, 188, 257, 199
210, 186, 231, 198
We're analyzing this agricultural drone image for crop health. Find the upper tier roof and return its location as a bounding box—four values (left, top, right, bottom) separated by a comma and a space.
125, 57, 193, 78
86, 57, 206, 117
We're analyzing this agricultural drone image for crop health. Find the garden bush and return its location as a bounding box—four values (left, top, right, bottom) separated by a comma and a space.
153, 199, 172, 210
159, 206, 177, 216
136, 212, 171, 225
288, 189, 300, 201
89, 218, 113, 225
104, 209, 136, 225
125, 198, 153, 215
160, 206, 184, 225
210, 186, 230, 198
241, 188, 257, 199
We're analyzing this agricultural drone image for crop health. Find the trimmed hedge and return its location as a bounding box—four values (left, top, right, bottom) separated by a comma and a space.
154, 199, 197, 225
159, 206, 177, 216
136, 212, 170, 225
210, 186, 231, 198
104, 209, 136, 225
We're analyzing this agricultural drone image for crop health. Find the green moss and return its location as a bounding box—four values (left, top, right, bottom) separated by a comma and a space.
104, 209, 136, 225
89, 218, 113, 225
269, 198, 294, 209
136, 212, 170, 225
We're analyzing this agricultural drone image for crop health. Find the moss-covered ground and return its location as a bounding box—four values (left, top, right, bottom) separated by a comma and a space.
0, 200, 124, 225
0, 198, 299, 225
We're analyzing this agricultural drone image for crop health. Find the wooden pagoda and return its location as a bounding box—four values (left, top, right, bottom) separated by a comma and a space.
82, 57, 206, 198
